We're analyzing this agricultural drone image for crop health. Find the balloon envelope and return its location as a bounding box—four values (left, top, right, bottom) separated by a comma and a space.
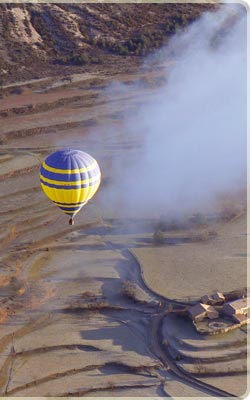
40, 149, 101, 221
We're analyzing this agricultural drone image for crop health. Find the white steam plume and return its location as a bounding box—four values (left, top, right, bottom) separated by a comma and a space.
99, 4, 247, 218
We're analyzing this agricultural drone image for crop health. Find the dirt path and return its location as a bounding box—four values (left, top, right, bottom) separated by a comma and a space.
0, 71, 247, 397
111, 243, 237, 397
150, 313, 236, 397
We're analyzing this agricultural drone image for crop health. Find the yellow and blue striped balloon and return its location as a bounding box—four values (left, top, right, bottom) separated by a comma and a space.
40, 149, 101, 224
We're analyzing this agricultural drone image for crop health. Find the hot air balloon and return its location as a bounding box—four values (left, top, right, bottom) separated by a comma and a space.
40, 149, 101, 225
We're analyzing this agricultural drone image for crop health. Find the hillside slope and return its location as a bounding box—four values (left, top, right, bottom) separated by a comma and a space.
0, 3, 217, 83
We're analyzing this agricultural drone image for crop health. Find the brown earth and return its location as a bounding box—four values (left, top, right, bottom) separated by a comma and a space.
132, 214, 247, 301
0, 4, 248, 397
0, 3, 219, 84
0, 67, 247, 397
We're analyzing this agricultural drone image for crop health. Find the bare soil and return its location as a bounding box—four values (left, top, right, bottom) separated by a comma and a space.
132, 214, 247, 301
0, 64, 247, 397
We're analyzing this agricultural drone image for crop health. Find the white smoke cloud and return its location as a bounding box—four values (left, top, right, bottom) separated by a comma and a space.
98, 4, 247, 218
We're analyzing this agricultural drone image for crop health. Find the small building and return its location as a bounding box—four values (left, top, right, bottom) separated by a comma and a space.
200, 291, 225, 305
200, 294, 210, 304
188, 303, 219, 322
212, 292, 225, 303
222, 297, 250, 319
231, 313, 249, 324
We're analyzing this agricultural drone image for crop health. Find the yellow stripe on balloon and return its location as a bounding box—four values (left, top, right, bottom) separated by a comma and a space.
42, 160, 98, 174
40, 182, 100, 203
63, 210, 77, 215
39, 173, 101, 186
55, 203, 84, 209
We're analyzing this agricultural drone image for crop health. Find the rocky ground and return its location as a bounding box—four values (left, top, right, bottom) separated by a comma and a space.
0, 3, 219, 83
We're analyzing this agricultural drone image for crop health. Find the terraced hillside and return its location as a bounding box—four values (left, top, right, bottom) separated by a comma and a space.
162, 314, 247, 395
0, 67, 247, 398
0, 3, 247, 398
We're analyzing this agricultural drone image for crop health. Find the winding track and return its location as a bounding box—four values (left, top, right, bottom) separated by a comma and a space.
124, 249, 191, 307
121, 247, 237, 397
0, 69, 245, 396
0, 221, 240, 397
151, 313, 236, 398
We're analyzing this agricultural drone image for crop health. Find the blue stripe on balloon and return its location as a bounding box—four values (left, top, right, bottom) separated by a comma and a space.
53, 200, 87, 206
58, 205, 83, 212
45, 149, 94, 171
40, 178, 99, 189
40, 166, 100, 182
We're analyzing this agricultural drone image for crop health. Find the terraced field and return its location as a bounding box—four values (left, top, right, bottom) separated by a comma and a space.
0, 65, 247, 397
